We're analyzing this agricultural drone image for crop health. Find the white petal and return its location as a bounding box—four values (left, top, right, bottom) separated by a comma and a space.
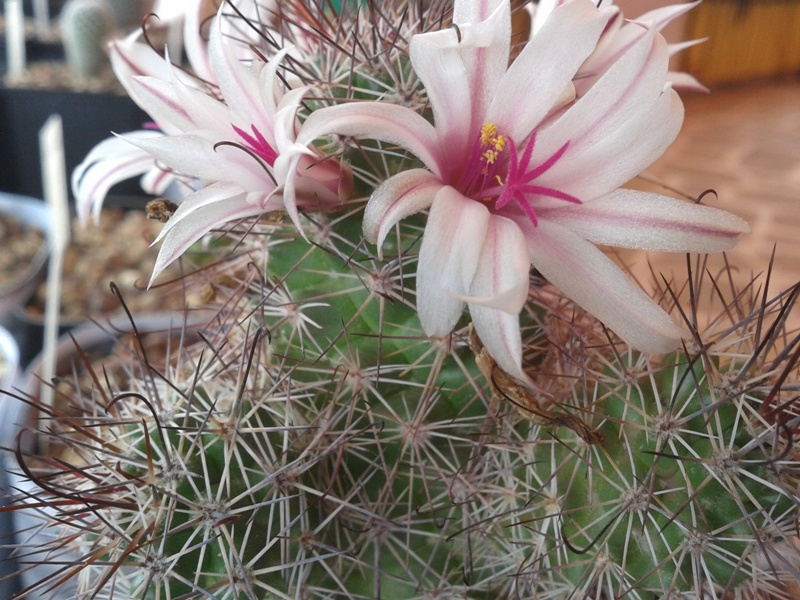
363, 169, 441, 251
150, 184, 266, 284
470, 304, 525, 381
461, 215, 530, 314
541, 189, 750, 253
72, 132, 164, 224
465, 215, 531, 379
536, 28, 683, 200
488, 0, 607, 142
526, 220, 687, 354
416, 187, 491, 337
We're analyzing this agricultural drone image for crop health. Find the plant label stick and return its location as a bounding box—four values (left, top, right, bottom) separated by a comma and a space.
39, 115, 71, 411
4, 0, 26, 77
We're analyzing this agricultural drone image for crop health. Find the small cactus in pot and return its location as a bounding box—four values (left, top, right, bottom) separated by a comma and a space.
4, 0, 799, 598
60, 0, 114, 80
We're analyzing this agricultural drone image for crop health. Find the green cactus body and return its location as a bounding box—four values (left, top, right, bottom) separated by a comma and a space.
10, 219, 800, 599
60, 0, 114, 79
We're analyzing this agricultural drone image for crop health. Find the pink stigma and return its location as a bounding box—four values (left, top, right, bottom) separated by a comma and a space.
232, 124, 278, 167
494, 134, 581, 227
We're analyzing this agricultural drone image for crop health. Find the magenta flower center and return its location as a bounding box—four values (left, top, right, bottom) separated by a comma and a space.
460, 123, 581, 226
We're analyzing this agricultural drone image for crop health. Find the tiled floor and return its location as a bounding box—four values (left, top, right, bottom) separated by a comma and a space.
619, 79, 800, 311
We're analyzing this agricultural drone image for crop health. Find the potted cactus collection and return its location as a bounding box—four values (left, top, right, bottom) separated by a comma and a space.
2, 0, 799, 598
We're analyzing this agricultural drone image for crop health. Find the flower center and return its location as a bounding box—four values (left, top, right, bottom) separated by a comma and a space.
462, 123, 581, 226
461, 124, 509, 201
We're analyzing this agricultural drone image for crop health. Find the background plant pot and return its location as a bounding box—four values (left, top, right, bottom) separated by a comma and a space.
0, 87, 149, 202
1, 312, 205, 598
5, 306, 80, 368
6, 207, 190, 367
0, 193, 51, 330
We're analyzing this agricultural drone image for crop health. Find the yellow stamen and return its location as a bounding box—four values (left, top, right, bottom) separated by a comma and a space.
479, 123, 507, 164
480, 124, 497, 146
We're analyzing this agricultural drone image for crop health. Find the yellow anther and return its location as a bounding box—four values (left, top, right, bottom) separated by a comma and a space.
479, 123, 507, 164
481, 124, 497, 146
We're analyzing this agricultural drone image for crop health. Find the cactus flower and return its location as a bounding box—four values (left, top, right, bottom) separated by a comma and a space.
74, 10, 350, 284
279, 0, 749, 378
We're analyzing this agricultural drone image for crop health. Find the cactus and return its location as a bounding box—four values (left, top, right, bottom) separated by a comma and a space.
7, 219, 800, 599
60, 0, 114, 79
5, 1, 800, 599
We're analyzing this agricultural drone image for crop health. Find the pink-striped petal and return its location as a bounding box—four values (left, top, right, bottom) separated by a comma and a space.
535, 27, 683, 201
124, 132, 272, 192
461, 215, 530, 314
488, 0, 608, 142
207, 16, 274, 141
129, 75, 195, 133
416, 187, 491, 337
72, 131, 165, 224
470, 304, 525, 381
109, 32, 176, 124
540, 189, 750, 252
526, 220, 687, 354
411, 0, 509, 157
408, 29, 473, 160
668, 70, 709, 93
363, 169, 442, 252
464, 215, 530, 378
182, 0, 213, 84
295, 102, 442, 177
531, 0, 569, 35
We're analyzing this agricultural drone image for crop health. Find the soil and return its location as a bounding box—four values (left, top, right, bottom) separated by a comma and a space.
0, 212, 46, 292
0, 13, 165, 95
3, 60, 125, 94
25, 209, 186, 323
